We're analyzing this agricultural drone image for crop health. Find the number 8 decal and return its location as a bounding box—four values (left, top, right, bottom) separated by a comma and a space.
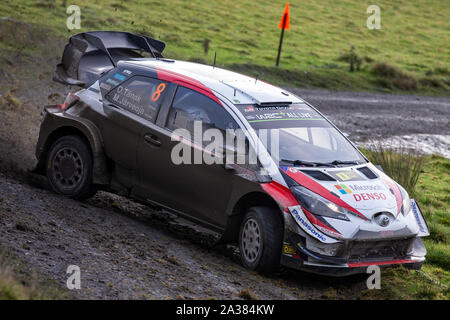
152, 83, 166, 102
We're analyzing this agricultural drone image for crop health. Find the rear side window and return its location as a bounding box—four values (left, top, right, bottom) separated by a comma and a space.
106, 76, 167, 122
166, 86, 238, 135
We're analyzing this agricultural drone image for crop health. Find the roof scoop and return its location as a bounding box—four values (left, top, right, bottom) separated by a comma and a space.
222, 80, 295, 105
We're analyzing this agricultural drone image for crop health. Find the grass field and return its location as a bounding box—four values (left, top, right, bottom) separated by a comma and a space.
361, 154, 449, 299
0, 249, 69, 299
0, 0, 449, 93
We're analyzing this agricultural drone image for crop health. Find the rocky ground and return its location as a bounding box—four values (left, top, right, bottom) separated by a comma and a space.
0, 18, 449, 299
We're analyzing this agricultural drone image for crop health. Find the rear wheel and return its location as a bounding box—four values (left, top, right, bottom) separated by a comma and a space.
46, 135, 96, 199
239, 206, 283, 274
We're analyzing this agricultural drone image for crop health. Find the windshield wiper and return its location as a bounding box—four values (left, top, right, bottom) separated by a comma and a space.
326, 160, 361, 166
280, 159, 336, 168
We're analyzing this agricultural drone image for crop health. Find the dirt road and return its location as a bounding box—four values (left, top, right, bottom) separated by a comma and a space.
290, 89, 450, 157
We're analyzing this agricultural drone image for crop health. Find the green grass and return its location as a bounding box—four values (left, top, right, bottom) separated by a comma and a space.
360, 154, 449, 299
0, 250, 70, 300
0, 0, 449, 94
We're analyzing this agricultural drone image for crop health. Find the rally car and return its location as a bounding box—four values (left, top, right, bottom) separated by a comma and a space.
34, 31, 429, 276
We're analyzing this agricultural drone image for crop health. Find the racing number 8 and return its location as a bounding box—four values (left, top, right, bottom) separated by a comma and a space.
152, 83, 166, 102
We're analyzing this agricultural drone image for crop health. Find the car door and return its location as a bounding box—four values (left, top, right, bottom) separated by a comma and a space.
101, 74, 167, 190
136, 85, 240, 229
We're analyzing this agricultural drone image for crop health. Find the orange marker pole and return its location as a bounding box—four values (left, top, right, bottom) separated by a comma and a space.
276, 14, 287, 67
276, 3, 290, 67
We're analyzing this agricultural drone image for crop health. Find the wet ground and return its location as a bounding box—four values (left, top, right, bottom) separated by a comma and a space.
0, 18, 449, 299
289, 89, 450, 158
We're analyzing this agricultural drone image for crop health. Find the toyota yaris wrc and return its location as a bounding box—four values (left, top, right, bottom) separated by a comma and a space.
34, 31, 429, 276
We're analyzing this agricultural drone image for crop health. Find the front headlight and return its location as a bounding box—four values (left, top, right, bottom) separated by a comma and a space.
290, 186, 350, 221
399, 186, 411, 216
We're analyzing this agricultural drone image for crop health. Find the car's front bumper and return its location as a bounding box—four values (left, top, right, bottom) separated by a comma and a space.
280, 211, 427, 276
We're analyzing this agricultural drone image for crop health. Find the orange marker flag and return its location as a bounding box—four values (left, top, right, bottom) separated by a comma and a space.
278, 2, 290, 30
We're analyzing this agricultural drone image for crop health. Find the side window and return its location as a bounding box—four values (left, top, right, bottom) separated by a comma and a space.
166, 86, 238, 135
105, 76, 167, 122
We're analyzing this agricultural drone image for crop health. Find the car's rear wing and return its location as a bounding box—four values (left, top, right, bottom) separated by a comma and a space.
53, 31, 165, 88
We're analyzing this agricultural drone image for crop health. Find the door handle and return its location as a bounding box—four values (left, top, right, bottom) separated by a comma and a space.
144, 133, 161, 147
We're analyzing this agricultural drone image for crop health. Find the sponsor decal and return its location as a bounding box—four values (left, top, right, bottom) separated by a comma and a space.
279, 166, 289, 173
114, 73, 127, 82
237, 104, 325, 123
329, 170, 362, 182
122, 69, 132, 75
335, 184, 352, 195
348, 184, 383, 192
283, 244, 297, 255
106, 78, 120, 86
353, 192, 386, 201
411, 200, 426, 233
315, 225, 343, 239
290, 208, 327, 242
99, 83, 112, 91
251, 111, 322, 122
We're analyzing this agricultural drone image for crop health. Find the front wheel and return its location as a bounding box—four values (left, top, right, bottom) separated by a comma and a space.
239, 206, 283, 274
46, 135, 96, 200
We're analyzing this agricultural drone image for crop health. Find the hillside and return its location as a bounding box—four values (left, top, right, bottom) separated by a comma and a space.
0, 0, 449, 93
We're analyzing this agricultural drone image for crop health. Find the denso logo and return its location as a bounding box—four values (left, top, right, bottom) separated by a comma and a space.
353, 192, 387, 201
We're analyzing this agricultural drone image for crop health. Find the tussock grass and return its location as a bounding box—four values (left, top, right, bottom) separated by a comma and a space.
371, 62, 418, 90
362, 144, 425, 197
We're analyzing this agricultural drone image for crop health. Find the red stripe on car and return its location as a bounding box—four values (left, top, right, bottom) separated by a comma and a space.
261, 181, 299, 209
348, 259, 416, 268
284, 168, 368, 220
302, 207, 342, 236
380, 175, 403, 215
155, 67, 222, 105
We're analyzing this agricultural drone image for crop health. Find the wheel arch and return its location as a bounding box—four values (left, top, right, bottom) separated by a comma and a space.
34, 117, 110, 185
220, 191, 284, 244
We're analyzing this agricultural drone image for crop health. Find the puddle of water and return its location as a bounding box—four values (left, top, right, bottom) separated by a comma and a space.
357, 134, 450, 159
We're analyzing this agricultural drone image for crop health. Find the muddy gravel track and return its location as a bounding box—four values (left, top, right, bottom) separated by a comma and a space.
0, 18, 449, 300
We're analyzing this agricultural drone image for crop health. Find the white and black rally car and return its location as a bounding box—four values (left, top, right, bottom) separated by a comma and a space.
34, 31, 429, 276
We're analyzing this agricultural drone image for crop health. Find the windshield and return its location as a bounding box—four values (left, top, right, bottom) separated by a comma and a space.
235, 103, 365, 166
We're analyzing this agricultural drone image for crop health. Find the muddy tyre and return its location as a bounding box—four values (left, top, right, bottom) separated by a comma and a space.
239, 206, 283, 274
46, 135, 96, 200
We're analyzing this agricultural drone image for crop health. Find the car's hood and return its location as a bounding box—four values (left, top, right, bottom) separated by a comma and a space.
281, 163, 402, 219
279, 163, 424, 241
